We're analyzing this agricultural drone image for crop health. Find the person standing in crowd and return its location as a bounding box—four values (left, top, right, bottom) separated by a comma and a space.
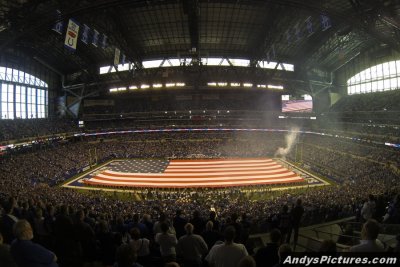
238, 256, 256, 267
275, 244, 292, 267
205, 226, 248, 267
177, 223, 208, 267
173, 210, 188, 239
384, 194, 400, 224
350, 219, 385, 252
361, 194, 376, 222
73, 209, 97, 263
114, 243, 143, 267
202, 221, 221, 251
287, 198, 304, 249
129, 227, 150, 265
0, 199, 18, 244
0, 232, 17, 267
155, 222, 178, 263
278, 205, 291, 244
10, 220, 58, 267
209, 210, 220, 232
254, 229, 281, 267
190, 210, 205, 235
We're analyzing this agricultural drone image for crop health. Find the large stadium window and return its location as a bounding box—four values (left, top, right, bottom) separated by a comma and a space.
347, 60, 400, 95
0, 66, 48, 119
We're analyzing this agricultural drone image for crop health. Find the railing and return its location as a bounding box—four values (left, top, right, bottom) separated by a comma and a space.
297, 219, 400, 252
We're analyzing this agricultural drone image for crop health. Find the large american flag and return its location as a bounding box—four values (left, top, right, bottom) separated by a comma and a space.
282, 100, 313, 112
83, 158, 304, 188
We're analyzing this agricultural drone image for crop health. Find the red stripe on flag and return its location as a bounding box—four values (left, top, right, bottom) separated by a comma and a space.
84, 158, 304, 188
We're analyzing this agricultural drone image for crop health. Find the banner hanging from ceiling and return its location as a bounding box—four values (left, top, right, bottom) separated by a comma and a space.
64, 19, 80, 51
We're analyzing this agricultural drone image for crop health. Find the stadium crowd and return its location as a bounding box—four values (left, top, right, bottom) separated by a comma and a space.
0, 131, 399, 267
0, 119, 78, 143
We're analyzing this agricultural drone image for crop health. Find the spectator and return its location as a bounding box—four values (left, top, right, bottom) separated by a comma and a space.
129, 214, 148, 238
361, 194, 376, 222
173, 210, 187, 239
319, 240, 337, 254
0, 199, 18, 244
165, 262, 180, 267
154, 213, 175, 235
254, 229, 281, 267
155, 222, 178, 263
209, 210, 220, 232
201, 221, 221, 251
276, 244, 292, 267
337, 224, 355, 246
73, 209, 97, 262
278, 205, 291, 244
97, 220, 117, 266
177, 223, 208, 267
0, 232, 17, 267
141, 214, 154, 239
129, 227, 150, 265
350, 219, 385, 252
393, 235, 400, 253
287, 198, 304, 249
114, 243, 143, 267
10, 220, 58, 267
238, 256, 256, 267
205, 226, 248, 267
53, 205, 76, 266
32, 207, 49, 247
190, 210, 205, 235
383, 194, 400, 224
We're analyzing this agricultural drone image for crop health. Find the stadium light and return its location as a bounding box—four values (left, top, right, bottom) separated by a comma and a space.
208, 82, 217, 86
257, 84, 267, 88
140, 84, 150, 89
118, 87, 126, 91
166, 83, 176, 87
243, 83, 253, 87
176, 83, 185, 87
217, 82, 227, 86
129, 85, 138, 90
230, 82, 240, 87
153, 84, 163, 88
109, 88, 118, 92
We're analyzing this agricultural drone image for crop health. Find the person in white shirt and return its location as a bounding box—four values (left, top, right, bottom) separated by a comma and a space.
361, 194, 376, 221
205, 226, 248, 267
155, 222, 178, 263
129, 227, 150, 265
177, 223, 208, 267
350, 219, 385, 252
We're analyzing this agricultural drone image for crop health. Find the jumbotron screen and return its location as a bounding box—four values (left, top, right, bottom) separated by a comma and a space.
281, 94, 313, 113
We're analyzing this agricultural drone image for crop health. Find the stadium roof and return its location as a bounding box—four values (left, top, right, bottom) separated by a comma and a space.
1, 0, 399, 91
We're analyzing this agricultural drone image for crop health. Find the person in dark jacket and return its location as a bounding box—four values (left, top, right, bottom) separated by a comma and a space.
0, 232, 18, 267
278, 206, 291, 244
10, 220, 58, 267
254, 229, 281, 267
286, 198, 304, 249
0, 199, 18, 244
173, 209, 187, 239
